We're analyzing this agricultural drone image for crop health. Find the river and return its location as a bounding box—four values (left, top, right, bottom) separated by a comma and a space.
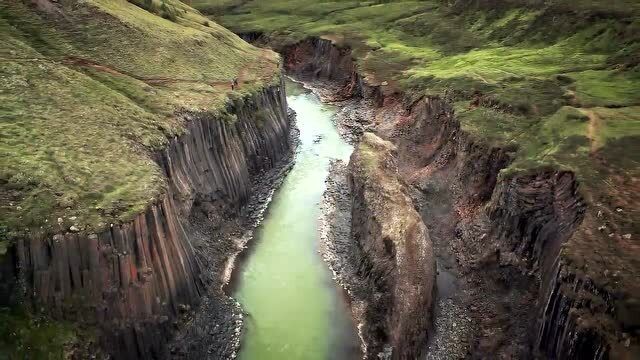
233, 79, 361, 360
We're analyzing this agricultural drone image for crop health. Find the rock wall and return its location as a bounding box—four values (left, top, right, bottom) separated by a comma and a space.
538, 259, 612, 359
396, 96, 512, 204
400, 96, 637, 358
282, 38, 355, 83
278, 37, 375, 100
487, 170, 585, 271
9, 80, 290, 359
348, 133, 435, 359
251, 36, 636, 359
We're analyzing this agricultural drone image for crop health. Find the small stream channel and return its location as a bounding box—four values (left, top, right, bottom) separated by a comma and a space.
233, 79, 361, 359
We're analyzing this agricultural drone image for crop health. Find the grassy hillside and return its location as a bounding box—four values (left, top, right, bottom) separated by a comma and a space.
201, 0, 639, 223
0, 0, 280, 239
1, 0, 280, 356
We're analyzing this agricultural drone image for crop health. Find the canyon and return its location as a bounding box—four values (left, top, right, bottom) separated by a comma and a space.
274, 36, 638, 359
1, 1, 638, 359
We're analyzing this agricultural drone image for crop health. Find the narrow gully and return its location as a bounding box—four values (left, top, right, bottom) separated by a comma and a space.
232, 79, 361, 359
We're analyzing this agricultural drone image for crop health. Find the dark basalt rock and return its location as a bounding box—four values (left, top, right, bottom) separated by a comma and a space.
398, 94, 637, 358
5, 80, 291, 359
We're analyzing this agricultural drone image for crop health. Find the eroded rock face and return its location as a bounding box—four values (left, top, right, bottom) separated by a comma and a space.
8, 81, 291, 358
279, 37, 378, 101
282, 38, 355, 83
487, 170, 585, 271
400, 95, 638, 359
348, 132, 435, 359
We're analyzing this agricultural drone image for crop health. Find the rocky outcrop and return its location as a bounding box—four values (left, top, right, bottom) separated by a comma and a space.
536, 220, 640, 359
348, 132, 435, 359
399, 94, 639, 358
393, 96, 512, 205
8, 80, 290, 358
282, 38, 355, 84
538, 259, 614, 359
486, 170, 585, 270
479, 171, 636, 358
278, 37, 384, 101
399, 95, 638, 358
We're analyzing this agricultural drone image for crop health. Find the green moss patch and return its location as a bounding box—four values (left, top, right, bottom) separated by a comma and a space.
0, 308, 77, 360
568, 70, 640, 108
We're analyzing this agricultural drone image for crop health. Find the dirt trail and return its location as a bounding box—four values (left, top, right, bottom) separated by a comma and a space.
580, 108, 601, 153
64, 49, 277, 88
3, 55, 242, 89
62, 56, 236, 89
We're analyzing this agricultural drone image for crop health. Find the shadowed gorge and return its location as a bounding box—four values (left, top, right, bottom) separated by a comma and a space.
1, 0, 638, 359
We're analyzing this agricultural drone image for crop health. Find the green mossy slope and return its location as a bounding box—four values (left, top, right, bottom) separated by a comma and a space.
201, 0, 639, 228
200, 0, 639, 177
0, 307, 78, 360
0, 0, 280, 238
1, 0, 280, 355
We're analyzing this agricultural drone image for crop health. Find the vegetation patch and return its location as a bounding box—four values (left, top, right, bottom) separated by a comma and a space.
0, 0, 280, 237
0, 308, 77, 359
199, 0, 639, 195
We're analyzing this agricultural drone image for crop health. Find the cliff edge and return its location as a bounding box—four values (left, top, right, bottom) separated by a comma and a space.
0, 0, 289, 358
349, 133, 435, 359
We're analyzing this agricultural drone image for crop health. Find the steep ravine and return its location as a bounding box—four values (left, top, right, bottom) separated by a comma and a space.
4, 80, 292, 359
268, 36, 637, 358
5, 30, 635, 359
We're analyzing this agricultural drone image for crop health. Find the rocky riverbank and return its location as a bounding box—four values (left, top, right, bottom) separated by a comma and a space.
319, 161, 368, 355
167, 110, 300, 359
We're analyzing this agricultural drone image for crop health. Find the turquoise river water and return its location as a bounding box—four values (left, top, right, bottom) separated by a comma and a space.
234, 80, 360, 360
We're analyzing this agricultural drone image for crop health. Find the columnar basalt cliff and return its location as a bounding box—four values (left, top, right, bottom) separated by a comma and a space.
9, 82, 290, 358
348, 133, 435, 359
395, 94, 637, 358
280, 37, 637, 358
278, 37, 378, 101
401, 95, 638, 358
282, 38, 354, 83
485, 170, 585, 270
538, 259, 612, 359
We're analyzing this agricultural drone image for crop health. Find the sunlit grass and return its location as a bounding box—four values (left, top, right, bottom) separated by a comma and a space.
200, 0, 639, 184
